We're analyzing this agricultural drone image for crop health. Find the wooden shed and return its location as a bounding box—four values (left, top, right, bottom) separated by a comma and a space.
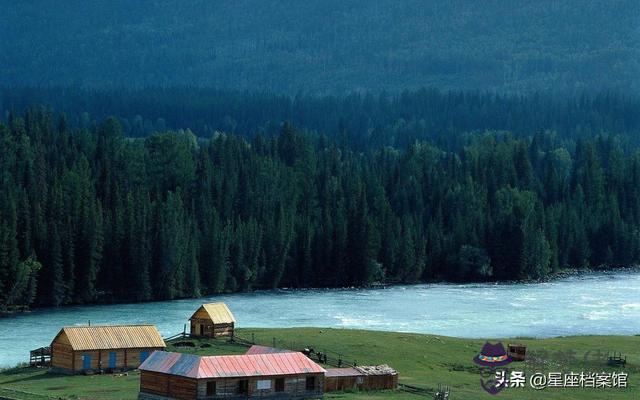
189, 303, 235, 338
50, 325, 166, 374
139, 350, 325, 400
324, 365, 398, 392
508, 343, 527, 361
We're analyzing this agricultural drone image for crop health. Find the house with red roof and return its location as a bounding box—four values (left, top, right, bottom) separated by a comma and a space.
138, 350, 325, 399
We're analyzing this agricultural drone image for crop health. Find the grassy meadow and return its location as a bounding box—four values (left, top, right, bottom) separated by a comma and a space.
0, 328, 637, 400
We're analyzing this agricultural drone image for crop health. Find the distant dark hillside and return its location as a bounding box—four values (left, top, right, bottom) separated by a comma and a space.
2, 87, 639, 150
1, 0, 638, 93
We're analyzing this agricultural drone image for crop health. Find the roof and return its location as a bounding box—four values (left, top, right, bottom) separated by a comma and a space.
190, 303, 236, 324
140, 351, 325, 378
245, 345, 294, 355
52, 325, 166, 351
325, 367, 363, 377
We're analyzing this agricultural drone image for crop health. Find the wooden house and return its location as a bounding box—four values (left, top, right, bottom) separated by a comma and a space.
324, 365, 398, 392
50, 325, 166, 374
139, 350, 325, 400
189, 303, 236, 338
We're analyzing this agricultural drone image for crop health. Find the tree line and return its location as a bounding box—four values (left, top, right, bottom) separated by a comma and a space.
2, 87, 639, 150
1, 107, 640, 310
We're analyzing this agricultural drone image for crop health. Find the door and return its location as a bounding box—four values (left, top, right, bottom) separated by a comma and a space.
140, 350, 149, 363
82, 354, 92, 370
109, 352, 116, 369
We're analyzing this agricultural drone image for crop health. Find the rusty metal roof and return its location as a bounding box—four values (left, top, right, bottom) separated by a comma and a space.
190, 302, 236, 324
52, 325, 166, 351
245, 345, 294, 355
140, 351, 325, 378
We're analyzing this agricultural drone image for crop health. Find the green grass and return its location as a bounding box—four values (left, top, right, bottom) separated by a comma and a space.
0, 328, 638, 399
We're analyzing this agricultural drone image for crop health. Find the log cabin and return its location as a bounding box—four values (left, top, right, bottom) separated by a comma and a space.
189, 303, 235, 338
138, 350, 325, 400
50, 324, 166, 374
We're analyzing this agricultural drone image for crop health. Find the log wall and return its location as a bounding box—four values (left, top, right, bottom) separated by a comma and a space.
140, 371, 198, 400
189, 319, 234, 338
140, 372, 324, 399
51, 344, 163, 373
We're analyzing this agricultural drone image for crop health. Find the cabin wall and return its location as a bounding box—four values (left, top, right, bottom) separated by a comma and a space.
361, 374, 398, 390
324, 375, 361, 392
325, 373, 397, 392
195, 373, 324, 399
52, 347, 163, 374
189, 319, 234, 338
51, 342, 74, 371
140, 371, 198, 400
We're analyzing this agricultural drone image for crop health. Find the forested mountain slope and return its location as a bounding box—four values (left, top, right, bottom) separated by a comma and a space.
2, 108, 640, 309
1, 0, 638, 93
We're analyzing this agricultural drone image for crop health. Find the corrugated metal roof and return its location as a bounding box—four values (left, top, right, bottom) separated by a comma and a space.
245, 345, 294, 355
140, 351, 325, 378
190, 302, 236, 323
325, 368, 363, 377
53, 325, 166, 351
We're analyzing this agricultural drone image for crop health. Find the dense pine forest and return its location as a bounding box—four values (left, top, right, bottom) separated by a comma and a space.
2, 1, 638, 93
2, 88, 640, 310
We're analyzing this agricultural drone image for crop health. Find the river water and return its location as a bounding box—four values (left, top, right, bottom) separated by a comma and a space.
1, 271, 639, 368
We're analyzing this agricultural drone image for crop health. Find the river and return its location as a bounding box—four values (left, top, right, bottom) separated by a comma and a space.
1, 271, 639, 368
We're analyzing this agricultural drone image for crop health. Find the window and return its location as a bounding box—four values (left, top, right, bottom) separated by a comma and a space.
256, 379, 271, 390
206, 381, 216, 396
140, 350, 149, 363
275, 378, 285, 392
237, 379, 248, 394
305, 376, 316, 391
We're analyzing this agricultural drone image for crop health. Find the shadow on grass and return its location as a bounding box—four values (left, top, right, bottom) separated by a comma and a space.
0, 368, 72, 385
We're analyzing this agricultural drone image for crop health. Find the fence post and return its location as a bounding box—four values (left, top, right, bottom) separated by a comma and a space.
273, 337, 276, 348
252, 333, 255, 344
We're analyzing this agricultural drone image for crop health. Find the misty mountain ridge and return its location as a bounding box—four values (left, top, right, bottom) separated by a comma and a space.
1, 0, 638, 94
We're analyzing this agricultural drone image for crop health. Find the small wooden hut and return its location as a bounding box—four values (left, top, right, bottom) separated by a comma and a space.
324, 365, 398, 392
139, 350, 325, 400
50, 325, 166, 374
189, 302, 235, 338
508, 343, 527, 361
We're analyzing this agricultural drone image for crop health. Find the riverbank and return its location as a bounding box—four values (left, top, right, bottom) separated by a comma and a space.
4, 266, 638, 318
2, 271, 639, 368
0, 328, 637, 399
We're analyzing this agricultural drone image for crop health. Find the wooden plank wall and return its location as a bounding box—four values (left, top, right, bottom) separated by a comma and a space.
361, 374, 398, 390
140, 371, 198, 400
52, 345, 163, 373
195, 373, 324, 398
51, 342, 74, 371
325, 373, 398, 392
190, 320, 234, 337
325, 375, 359, 392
